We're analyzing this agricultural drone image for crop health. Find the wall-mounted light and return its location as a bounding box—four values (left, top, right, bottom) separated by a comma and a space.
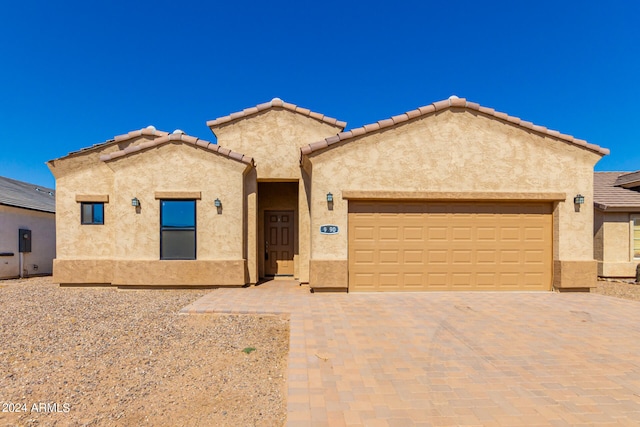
214, 198, 222, 207
131, 197, 140, 207
573, 194, 585, 205
326, 192, 333, 203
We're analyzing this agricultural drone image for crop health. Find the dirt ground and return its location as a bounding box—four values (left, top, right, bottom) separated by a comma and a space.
0, 277, 289, 427
593, 277, 640, 301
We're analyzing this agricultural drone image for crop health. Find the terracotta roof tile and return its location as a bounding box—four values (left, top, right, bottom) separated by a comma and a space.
53, 126, 170, 161
363, 123, 380, 132
196, 139, 210, 149
378, 118, 394, 129
406, 109, 422, 119
418, 105, 435, 115
432, 100, 449, 111
207, 98, 347, 130
325, 135, 341, 145
308, 140, 329, 151
391, 113, 409, 124
99, 131, 253, 166
338, 131, 352, 140
300, 96, 610, 157
594, 172, 640, 210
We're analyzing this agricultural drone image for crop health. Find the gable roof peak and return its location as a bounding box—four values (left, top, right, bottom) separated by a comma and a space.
98, 131, 254, 166
207, 98, 347, 130
300, 97, 610, 157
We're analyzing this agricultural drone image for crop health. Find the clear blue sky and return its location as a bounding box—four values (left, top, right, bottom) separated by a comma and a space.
1, 0, 638, 189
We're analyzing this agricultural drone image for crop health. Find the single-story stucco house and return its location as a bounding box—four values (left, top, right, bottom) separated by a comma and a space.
0, 176, 56, 279
47, 96, 608, 292
594, 171, 640, 278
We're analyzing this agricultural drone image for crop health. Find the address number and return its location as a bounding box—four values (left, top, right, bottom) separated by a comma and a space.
320, 225, 339, 234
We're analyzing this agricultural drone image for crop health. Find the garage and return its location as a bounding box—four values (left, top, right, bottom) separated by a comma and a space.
348, 201, 553, 292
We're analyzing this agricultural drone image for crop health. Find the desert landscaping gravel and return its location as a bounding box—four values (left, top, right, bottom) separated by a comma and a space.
593, 278, 640, 301
2, 275, 639, 427
0, 277, 288, 427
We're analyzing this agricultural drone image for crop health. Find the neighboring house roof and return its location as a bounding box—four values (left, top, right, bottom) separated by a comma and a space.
99, 130, 254, 165
614, 170, 640, 188
0, 176, 55, 213
594, 172, 640, 211
206, 97, 347, 130
300, 96, 610, 157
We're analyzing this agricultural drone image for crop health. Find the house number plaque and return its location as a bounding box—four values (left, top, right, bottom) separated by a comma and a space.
320, 225, 339, 235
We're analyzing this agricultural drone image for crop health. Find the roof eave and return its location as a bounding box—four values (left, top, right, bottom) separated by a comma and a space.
594, 203, 640, 212
99, 132, 255, 166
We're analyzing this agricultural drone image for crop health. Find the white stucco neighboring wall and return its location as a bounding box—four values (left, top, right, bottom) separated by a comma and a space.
0, 204, 56, 279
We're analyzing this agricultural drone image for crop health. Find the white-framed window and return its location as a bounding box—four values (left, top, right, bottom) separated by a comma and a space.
633, 215, 640, 260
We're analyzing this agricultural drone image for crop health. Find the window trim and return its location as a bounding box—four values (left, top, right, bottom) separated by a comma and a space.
80, 202, 104, 225
160, 199, 197, 260
632, 214, 640, 261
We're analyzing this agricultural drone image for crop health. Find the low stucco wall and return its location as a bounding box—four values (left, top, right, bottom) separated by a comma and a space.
54, 259, 247, 287
595, 210, 638, 277
0, 205, 55, 279
308, 259, 348, 290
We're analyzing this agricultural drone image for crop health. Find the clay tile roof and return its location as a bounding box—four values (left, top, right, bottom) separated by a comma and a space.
52, 126, 170, 161
300, 96, 610, 157
0, 176, 55, 213
614, 170, 640, 188
206, 98, 347, 130
99, 131, 254, 166
594, 172, 640, 210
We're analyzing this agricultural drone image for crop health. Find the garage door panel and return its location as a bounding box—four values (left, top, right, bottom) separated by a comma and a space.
452, 250, 473, 264
349, 202, 552, 292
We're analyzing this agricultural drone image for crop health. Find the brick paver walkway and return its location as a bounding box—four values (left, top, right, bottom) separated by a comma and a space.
181, 281, 640, 426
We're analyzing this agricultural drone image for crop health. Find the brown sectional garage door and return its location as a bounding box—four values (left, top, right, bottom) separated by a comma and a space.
348, 202, 552, 292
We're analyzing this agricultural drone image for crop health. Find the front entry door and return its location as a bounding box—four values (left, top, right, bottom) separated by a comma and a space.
265, 211, 295, 276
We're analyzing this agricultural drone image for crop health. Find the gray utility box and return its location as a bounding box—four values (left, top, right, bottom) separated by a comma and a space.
19, 229, 31, 253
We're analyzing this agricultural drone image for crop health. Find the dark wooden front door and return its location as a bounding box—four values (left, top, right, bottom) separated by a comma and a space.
265, 210, 294, 276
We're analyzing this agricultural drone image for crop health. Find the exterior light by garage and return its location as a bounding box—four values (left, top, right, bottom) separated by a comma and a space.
131, 197, 140, 207
573, 194, 585, 205
326, 192, 333, 202
214, 198, 222, 207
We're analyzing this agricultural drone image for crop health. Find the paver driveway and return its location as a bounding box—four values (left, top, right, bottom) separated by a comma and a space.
182, 281, 640, 426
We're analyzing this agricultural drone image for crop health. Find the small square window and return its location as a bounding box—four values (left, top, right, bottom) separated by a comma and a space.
81, 202, 104, 225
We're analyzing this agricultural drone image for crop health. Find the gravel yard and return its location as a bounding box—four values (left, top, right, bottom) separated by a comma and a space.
593, 278, 640, 301
0, 277, 288, 427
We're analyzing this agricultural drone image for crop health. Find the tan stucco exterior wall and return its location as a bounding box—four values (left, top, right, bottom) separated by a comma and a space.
0, 205, 56, 279
595, 210, 639, 277
49, 142, 251, 286
306, 109, 603, 290
212, 109, 343, 282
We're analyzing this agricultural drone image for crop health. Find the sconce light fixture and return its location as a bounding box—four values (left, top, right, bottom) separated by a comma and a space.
573, 194, 585, 205
326, 192, 333, 203
131, 197, 140, 207
214, 198, 222, 208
